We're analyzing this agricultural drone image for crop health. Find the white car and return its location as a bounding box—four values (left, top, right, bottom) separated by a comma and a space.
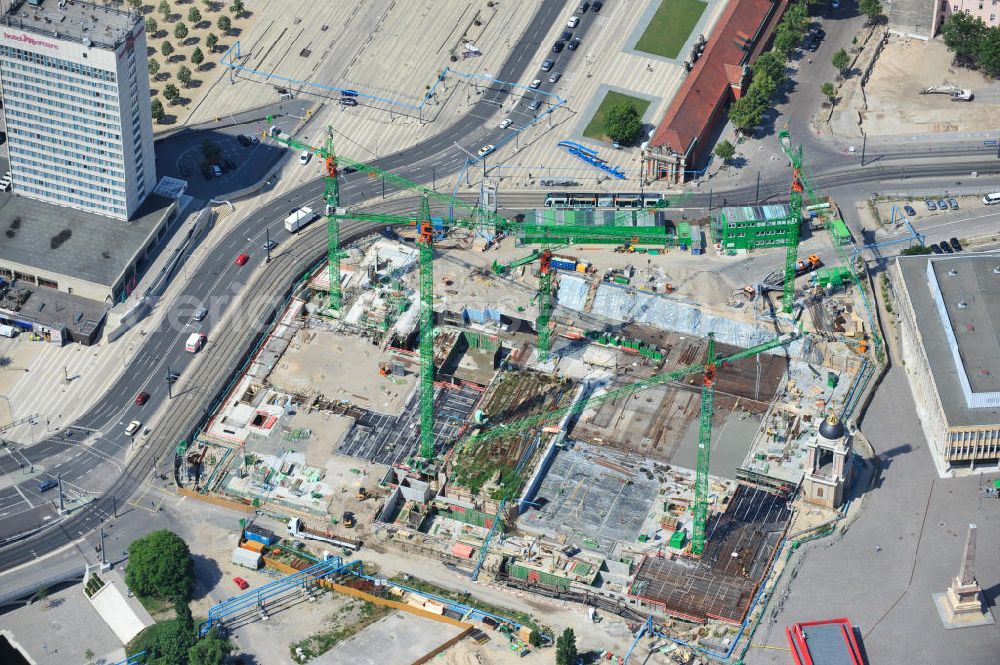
477, 144, 495, 157
567, 16, 580, 28
529, 79, 542, 89
124, 420, 142, 436
499, 118, 513, 129
299, 150, 312, 165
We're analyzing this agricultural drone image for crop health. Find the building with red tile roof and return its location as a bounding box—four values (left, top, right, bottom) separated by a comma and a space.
642, 0, 789, 183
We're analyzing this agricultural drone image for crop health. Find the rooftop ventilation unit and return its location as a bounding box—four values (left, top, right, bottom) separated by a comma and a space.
948, 269, 959, 277
958, 300, 968, 309
993, 266, 1000, 274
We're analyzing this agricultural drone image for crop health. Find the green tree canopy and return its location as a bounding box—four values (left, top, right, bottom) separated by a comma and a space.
129, 619, 196, 664
217, 15, 232, 32
177, 65, 192, 87
714, 139, 736, 163
187, 628, 234, 665
230, 0, 246, 17
145, 17, 159, 36
126, 530, 193, 599
206, 32, 218, 51
188, 7, 203, 24
201, 140, 222, 163
191, 47, 205, 68
161, 40, 174, 58
821, 81, 836, 101
859, 0, 883, 23
831, 48, 850, 74
773, 25, 800, 56
942, 11, 986, 62
148, 57, 160, 77
728, 94, 764, 132
603, 102, 642, 144
159, 0, 171, 20
151, 98, 166, 123
753, 51, 786, 85
977, 27, 1000, 76
174, 21, 188, 40
128, 0, 143, 9
555, 628, 578, 665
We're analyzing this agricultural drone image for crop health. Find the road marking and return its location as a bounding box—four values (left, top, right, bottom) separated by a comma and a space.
13, 484, 34, 509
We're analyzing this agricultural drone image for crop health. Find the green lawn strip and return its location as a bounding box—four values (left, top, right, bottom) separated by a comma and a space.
635, 0, 707, 59
289, 600, 393, 662
583, 91, 652, 142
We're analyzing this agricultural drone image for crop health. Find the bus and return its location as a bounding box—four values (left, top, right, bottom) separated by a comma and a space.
983, 192, 1000, 205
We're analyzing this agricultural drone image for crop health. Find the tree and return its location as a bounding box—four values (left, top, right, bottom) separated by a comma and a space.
859, 0, 883, 23
128, 0, 142, 9
831, 48, 850, 75
821, 81, 837, 103
977, 26, 1000, 76
714, 139, 736, 163
230, 0, 246, 17
148, 57, 160, 78
177, 65, 192, 87
555, 628, 577, 665
191, 47, 204, 68
188, 7, 202, 24
201, 140, 222, 164
728, 94, 764, 132
158, 0, 171, 20
126, 530, 193, 600
151, 98, 166, 123
753, 51, 786, 86
163, 83, 180, 104
145, 17, 158, 36
84, 648, 95, 664
187, 628, 234, 665
206, 32, 218, 51
773, 25, 800, 56
941, 12, 986, 63
217, 14, 232, 32
128, 618, 195, 664
161, 40, 174, 58
603, 101, 642, 144
174, 21, 188, 40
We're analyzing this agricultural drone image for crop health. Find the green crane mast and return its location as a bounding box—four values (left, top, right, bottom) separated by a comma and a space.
692, 334, 716, 555
267, 124, 345, 311
416, 196, 436, 460
780, 141, 805, 314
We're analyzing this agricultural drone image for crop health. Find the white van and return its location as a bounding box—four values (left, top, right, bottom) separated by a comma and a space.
185, 332, 206, 353
983, 192, 1000, 205
0, 324, 17, 338
284, 206, 316, 233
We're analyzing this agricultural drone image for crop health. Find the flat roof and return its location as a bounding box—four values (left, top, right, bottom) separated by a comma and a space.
0, 280, 108, 336
1, 0, 138, 51
719, 204, 792, 224
0, 192, 174, 291
786, 618, 864, 665
898, 253, 1000, 426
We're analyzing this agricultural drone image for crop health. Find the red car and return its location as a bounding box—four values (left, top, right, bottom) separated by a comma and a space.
135, 391, 150, 405
232, 576, 249, 590
235, 253, 250, 266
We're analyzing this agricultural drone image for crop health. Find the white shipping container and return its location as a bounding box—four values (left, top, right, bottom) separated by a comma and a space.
231, 546, 262, 570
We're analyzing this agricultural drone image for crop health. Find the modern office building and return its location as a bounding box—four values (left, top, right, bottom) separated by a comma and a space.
893, 253, 1000, 476
713, 204, 797, 251
0, 0, 156, 220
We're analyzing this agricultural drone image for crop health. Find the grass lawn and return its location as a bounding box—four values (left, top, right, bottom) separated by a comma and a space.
583, 91, 652, 143
635, 0, 707, 59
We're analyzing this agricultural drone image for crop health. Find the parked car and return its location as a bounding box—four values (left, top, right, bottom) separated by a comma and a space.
577, 1, 590, 12
553, 41, 565, 53
339, 97, 358, 106
299, 150, 312, 165
567, 16, 580, 28
903, 204, 916, 217
937, 198, 948, 210
233, 577, 249, 590
264, 239, 278, 251
235, 253, 250, 266
948, 198, 959, 210
236, 134, 252, 147
477, 144, 495, 156
930, 243, 942, 254
499, 118, 513, 129
925, 199, 937, 211
541, 59, 554, 72
210, 164, 223, 178
222, 158, 236, 172
568, 38, 581, 51
548, 72, 561, 83
949, 237, 962, 251
529, 79, 541, 89
135, 391, 150, 405
201, 165, 213, 180
527, 98, 541, 111
940, 241, 954, 253
591, 1, 603, 11
561, 31, 573, 41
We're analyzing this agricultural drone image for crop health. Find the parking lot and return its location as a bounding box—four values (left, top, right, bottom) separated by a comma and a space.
870, 192, 1000, 252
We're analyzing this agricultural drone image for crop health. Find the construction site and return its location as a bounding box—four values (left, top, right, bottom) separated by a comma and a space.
176, 125, 882, 661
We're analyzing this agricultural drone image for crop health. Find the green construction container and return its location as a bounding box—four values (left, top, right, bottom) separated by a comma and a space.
678, 221, 691, 243
669, 530, 686, 549
637, 534, 649, 543
827, 372, 839, 388
613, 275, 630, 285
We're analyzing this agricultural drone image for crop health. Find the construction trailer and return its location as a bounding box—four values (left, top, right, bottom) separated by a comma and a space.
714, 204, 799, 251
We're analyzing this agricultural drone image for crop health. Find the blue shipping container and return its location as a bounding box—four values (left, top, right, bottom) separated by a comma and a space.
550, 259, 576, 271
244, 527, 276, 546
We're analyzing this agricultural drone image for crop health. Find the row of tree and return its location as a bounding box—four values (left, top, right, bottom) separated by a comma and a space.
941, 12, 1000, 76
125, 530, 233, 665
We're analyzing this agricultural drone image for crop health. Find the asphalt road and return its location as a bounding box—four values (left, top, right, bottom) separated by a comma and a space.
2, 0, 1000, 575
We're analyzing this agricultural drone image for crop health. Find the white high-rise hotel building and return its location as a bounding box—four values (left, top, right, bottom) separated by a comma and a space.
0, 0, 155, 220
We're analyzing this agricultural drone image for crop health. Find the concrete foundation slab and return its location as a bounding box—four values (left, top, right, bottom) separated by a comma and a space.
312, 610, 466, 665
931, 593, 997, 630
